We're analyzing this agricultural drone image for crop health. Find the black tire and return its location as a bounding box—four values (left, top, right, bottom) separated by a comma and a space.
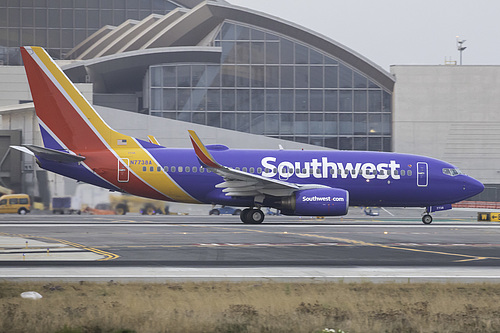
18, 208, 28, 215
242, 209, 264, 224
240, 208, 251, 222
115, 204, 127, 215
422, 214, 433, 224
209, 209, 220, 215
144, 205, 156, 215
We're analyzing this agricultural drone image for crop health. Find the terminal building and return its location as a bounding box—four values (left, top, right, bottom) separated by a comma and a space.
0, 0, 498, 205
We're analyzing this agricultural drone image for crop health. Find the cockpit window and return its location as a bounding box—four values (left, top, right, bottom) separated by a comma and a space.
442, 168, 462, 176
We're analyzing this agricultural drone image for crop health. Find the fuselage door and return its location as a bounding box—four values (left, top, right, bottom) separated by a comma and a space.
118, 158, 130, 183
417, 162, 428, 187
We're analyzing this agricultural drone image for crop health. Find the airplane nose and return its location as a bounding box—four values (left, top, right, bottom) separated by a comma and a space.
463, 177, 484, 197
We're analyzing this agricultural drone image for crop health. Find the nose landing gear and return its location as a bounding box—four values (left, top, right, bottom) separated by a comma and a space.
422, 207, 433, 224
422, 214, 433, 224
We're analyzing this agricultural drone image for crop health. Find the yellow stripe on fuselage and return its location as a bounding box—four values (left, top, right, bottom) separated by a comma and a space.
116, 145, 200, 203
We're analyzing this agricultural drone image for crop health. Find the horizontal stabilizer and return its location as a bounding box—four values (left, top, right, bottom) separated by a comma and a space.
11, 145, 86, 163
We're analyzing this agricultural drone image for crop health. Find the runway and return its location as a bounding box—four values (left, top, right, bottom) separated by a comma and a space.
1, 211, 500, 282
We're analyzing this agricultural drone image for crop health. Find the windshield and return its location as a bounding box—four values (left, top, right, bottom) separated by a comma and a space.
442, 168, 462, 176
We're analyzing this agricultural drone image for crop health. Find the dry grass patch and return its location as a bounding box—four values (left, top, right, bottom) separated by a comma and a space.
0, 281, 500, 332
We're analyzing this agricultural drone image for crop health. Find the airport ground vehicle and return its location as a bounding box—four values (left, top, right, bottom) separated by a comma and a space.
209, 206, 241, 216
110, 194, 169, 215
51, 196, 81, 214
0, 194, 31, 214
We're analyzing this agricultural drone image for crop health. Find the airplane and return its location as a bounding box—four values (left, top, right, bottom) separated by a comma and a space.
13, 46, 484, 224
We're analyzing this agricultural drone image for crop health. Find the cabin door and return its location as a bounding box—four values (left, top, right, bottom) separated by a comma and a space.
118, 158, 130, 183
417, 162, 428, 187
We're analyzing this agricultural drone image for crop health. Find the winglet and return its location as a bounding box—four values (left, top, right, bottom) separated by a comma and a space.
147, 135, 161, 145
188, 130, 222, 169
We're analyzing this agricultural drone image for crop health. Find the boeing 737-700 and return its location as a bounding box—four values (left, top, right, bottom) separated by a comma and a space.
12, 46, 484, 224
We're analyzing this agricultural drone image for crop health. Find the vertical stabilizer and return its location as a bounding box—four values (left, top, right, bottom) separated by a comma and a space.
20, 46, 120, 153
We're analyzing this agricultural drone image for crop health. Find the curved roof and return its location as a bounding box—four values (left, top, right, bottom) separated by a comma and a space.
65, 0, 394, 91
63, 47, 222, 93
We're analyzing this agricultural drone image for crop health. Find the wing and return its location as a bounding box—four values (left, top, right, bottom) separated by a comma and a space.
188, 130, 328, 199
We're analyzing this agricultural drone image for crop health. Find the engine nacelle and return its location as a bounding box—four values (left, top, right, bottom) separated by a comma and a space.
280, 188, 349, 216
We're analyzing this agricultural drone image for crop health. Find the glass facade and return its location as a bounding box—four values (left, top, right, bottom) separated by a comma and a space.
0, 0, 179, 65
150, 22, 392, 151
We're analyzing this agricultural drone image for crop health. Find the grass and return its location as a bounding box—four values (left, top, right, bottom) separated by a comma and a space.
1, 281, 500, 332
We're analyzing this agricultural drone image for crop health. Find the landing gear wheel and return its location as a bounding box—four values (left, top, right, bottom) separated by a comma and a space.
144, 205, 156, 215
240, 208, 251, 223
240, 208, 264, 224
115, 204, 127, 215
422, 214, 433, 224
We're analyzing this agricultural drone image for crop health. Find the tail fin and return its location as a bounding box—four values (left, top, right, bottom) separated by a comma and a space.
20, 46, 122, 153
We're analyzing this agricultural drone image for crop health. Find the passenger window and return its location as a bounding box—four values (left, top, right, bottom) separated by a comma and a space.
0, 199, 5, 205
9, 198, 18, 205
408, 170, 413, 176
178, 166, 183, 172
19, 198, 28, 204
164, 166, 169, 172
143, 166, 147, 172
185, 166, 190, 173
157, 167, 161, 172
250, 167, 255, 173
193, 166, 198, 173
401, 170, 406, 176
242, 167, 247, 172
235, 167, 240, 171
200, 167, 205, 173
257, 167, 262, 174
171, 166, 176, 172
150, 166, 154, 172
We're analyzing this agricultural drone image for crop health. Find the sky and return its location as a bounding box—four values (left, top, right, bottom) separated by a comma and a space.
228, 0, 500, 71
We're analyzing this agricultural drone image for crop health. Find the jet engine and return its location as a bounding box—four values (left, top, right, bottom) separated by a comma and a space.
279, 188, 349, 216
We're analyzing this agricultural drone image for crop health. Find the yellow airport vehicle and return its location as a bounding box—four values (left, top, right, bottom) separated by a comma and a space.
109, 194, 169, 215
0, 194, 31, 214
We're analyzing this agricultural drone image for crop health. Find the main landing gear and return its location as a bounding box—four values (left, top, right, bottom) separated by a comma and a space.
240, 208, 265, 224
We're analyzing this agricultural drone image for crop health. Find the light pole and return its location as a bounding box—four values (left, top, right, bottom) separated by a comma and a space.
456, 36, 467, 65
